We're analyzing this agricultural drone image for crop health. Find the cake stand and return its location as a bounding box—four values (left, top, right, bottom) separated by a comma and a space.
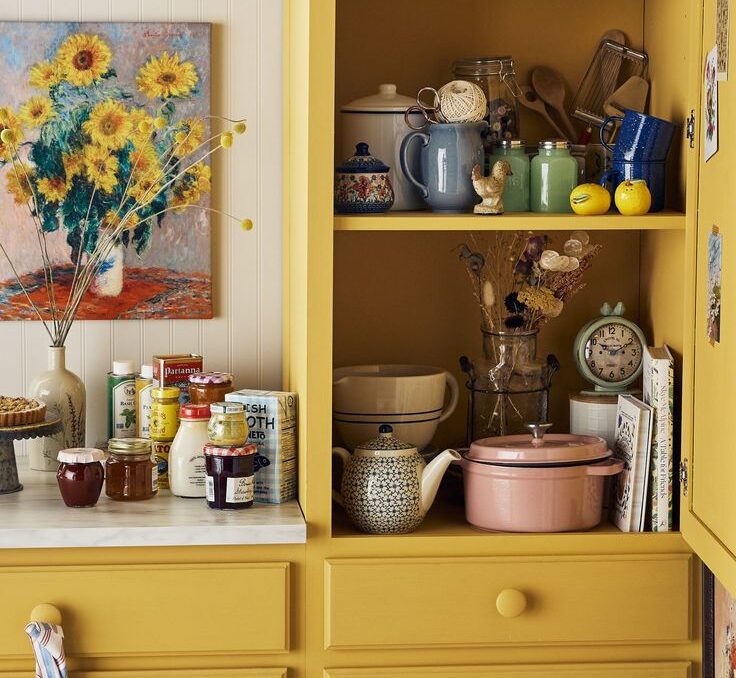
0, 417, 62, 494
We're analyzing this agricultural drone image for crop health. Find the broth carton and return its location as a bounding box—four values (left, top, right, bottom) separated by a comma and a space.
225, 389, 297, 503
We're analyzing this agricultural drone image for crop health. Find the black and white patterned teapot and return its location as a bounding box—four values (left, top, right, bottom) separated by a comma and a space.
332, 425, 460, 534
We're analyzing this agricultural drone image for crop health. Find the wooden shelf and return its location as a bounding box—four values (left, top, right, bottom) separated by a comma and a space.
334, 211, 687, 232
331, 495, 688, 554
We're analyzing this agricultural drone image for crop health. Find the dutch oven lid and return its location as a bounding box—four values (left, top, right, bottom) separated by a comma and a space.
467, 423, 610, 466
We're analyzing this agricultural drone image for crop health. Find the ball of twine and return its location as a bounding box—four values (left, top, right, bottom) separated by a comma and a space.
437, 80, 487, 123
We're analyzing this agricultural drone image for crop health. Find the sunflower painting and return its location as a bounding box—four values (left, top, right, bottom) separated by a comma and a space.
0, 22, 212, 320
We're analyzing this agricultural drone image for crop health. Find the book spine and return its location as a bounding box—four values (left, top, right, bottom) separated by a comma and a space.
652, 361, 673, 531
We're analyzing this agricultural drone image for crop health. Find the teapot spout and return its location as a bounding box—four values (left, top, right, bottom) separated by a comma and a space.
421, 448, 462, 514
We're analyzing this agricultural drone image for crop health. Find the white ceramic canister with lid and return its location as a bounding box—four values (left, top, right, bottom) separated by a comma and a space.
169, 403, 210, 498
340, 84, 426, 211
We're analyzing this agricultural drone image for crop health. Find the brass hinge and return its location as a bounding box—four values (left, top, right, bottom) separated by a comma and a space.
680, 459, 689, 496
686, 110, 696, 148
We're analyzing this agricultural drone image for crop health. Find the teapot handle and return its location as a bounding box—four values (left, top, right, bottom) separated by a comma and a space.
332, 447, 351, 506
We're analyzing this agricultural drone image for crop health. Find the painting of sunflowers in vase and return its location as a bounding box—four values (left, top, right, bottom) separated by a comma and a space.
0, 22, 213, 320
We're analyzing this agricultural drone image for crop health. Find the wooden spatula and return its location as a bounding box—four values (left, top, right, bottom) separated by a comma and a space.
603, 75, 650, 117
532, 66, 578, 141
518, 85, 569, 140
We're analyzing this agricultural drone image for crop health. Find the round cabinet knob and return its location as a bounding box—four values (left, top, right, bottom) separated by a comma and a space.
29, 603, 62, 625
496, 589, 527, 618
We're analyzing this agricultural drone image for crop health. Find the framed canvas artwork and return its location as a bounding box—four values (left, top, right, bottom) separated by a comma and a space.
0, 21, 212, 320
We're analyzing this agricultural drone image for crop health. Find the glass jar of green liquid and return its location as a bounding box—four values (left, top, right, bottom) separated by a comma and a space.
490, 139, 530, 212
531, 140, 578, 213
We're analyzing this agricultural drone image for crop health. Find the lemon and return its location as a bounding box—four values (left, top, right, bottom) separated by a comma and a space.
614, 179, 652, 216
569, 183, 611, 215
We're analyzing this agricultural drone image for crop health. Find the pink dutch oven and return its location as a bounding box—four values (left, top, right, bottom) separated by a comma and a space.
461, 423, 624, 533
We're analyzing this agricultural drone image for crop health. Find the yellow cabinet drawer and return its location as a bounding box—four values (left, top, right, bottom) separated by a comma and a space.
325, 555, 692, 649
324, 662, 691, 678
0, 562, 290, 658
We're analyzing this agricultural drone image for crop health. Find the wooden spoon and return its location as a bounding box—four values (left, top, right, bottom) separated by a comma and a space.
518, 85, 569, 140
532, 66, 578, 141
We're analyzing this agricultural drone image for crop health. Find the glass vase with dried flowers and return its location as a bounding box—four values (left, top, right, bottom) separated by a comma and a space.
0, 32, 251, 469
458, 230, 602, 441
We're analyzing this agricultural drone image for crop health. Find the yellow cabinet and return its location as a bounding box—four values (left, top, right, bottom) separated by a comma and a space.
324, 663, 691, 678
682, 0, 736, 595
324, 556, 692, 650
0, 562, 290, 658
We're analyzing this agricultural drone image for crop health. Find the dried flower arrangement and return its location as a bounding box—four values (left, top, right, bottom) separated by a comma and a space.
0, 31, 251, 347
459, 230, 602, 332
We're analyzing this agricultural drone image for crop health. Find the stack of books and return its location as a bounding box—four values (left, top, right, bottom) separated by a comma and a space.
610, 346, 674, 533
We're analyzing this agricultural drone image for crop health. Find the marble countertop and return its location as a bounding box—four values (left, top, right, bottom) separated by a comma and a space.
0, 462, 306, 549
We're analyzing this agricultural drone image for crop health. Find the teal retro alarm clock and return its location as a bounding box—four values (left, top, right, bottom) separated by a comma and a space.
573, 302, 647, 393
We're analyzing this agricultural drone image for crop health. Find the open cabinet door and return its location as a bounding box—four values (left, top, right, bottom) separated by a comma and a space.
682, 0, 736, 591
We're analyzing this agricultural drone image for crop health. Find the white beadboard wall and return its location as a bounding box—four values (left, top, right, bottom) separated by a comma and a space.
0, 0, 282, 449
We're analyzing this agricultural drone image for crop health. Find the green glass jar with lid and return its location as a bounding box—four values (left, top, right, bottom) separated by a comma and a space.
490, 139, 530, 212
531, 139, 578, 213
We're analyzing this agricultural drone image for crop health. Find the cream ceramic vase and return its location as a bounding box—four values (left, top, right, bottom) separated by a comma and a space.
27, 347, 86, 471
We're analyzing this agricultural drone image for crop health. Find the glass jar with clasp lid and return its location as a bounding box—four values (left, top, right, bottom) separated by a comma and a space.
208, 402, 249, 447
531, 139, 578, 213
453, 57, 521, 144
490, 139, 530, 212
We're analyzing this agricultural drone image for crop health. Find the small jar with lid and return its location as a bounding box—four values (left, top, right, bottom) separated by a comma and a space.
169, 403, 210, 498
208, 402, 249, 447
188, 372, 234, 406
56, 448, 105, 507
531, 140, 578, 213
453, 57, 520, 143
106, 438, 158, 501
204, 443, 257, 510
490, 139, 530, 211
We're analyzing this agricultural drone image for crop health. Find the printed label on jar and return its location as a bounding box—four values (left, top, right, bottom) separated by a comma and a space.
138, 383, 153, 438
112, 378, 136, 438
152, 464, 159, 493
205, 475, 215, 502
225, 475, 254, 504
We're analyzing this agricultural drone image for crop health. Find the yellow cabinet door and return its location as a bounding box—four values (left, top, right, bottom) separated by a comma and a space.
684, 0, 736, 593
324, 663, 690, 678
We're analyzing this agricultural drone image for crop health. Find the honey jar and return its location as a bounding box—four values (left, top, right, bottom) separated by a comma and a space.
106, 438, 158, 501
188, 372, 234, 406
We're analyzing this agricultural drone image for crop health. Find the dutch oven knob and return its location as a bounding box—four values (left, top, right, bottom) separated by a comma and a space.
526, 422, 553, 446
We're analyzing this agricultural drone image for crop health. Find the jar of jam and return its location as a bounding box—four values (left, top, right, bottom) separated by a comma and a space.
106, 438, 158, 501
150, 387, 180, 440
56, 448, 105, 507
204, 443, 257, 510
188, 372, 234, 406
207, 402, 248, 446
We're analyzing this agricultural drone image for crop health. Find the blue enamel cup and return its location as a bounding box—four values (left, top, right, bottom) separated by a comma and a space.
600, 110, 676, 162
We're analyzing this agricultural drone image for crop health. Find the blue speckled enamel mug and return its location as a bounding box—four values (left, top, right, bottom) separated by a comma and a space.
600, 110, 676, 162
400, 121, 488, 213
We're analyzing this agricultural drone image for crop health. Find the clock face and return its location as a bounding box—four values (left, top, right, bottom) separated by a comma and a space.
583, 321, 643, 384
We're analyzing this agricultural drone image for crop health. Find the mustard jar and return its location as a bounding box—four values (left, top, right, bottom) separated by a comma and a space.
208, 402, 248, 447
150, 387, 180, 440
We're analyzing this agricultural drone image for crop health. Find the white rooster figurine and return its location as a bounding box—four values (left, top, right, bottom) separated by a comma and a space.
472, 160, 513, 214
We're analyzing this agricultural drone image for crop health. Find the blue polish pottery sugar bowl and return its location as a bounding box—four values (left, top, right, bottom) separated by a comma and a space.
334, 142, 395, 214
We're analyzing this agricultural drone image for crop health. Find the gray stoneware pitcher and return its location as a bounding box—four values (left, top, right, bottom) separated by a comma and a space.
400, 121, 488, 213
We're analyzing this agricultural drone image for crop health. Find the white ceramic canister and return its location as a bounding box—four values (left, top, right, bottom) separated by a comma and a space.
340, 84, 426, 211
169, 403, 210, 497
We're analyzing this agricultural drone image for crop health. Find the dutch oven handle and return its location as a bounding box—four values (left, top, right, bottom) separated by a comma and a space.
586, 458, 625, 476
